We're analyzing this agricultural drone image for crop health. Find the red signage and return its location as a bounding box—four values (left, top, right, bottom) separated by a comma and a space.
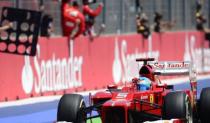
0, 31, 210, 101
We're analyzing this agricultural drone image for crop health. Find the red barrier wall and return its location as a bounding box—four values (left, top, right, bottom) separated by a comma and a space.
0, 31, 210, 102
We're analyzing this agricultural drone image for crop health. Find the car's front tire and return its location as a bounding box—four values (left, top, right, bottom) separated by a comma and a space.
57, 94, 86, 123
163, 91, 193, 123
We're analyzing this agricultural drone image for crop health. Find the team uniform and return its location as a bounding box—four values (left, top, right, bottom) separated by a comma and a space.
61, 0, 85, 39
82, 3, 103, 37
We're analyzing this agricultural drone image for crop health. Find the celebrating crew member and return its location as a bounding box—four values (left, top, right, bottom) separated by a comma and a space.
195, 0, 210, 47
136, 13, 150, 39
61, 0, 85, 39
39, 0, 54, 37
153, 12, 162, 32
153, 12, 175, 33
82, 0, 104, 41
195, 1, 205, 31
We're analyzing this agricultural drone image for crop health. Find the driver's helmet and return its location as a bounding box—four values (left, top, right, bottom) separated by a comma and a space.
137, 77, 151, 91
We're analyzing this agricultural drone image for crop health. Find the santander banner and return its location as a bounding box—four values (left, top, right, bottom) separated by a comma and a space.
0, 31, 210, 101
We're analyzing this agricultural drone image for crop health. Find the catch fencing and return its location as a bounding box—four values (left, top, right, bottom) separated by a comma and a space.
1, 0, 210, 35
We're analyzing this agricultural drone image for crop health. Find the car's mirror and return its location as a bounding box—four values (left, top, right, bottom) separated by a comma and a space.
107, 84, 118, 90
157, 83, 174, 90
166, 85, 174, 90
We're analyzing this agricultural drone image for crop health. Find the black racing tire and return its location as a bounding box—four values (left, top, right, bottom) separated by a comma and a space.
199, 87, 210, 123
57, 94, 86, 123
163, 91, 193, 123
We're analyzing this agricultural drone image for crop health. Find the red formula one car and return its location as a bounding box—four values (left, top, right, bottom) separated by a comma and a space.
57, 58, 210, 123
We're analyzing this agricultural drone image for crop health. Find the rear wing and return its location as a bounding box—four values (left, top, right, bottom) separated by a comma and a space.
152, 61, 191, 76
137, 59, 197, 94
136, 58, 197, 81
150, 61, 197, 81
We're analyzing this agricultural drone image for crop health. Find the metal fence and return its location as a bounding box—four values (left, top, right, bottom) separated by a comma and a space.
0, 0, 210, 36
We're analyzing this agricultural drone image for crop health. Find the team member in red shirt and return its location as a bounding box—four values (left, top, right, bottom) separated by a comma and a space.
82, 0, 103, 40
61, 0, 85, 39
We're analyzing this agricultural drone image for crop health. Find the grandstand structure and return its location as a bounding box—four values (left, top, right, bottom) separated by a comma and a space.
0, 0, 210, 36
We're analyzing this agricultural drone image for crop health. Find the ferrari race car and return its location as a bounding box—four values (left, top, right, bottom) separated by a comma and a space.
56, 58, 210, 123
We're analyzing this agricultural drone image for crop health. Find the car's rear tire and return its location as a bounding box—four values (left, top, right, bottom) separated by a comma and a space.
163, 91, 193, 123
57, 94, 86, 123
199, 87, 210, 123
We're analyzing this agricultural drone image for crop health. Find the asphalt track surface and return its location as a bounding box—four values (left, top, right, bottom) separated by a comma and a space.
0, 78, 210, 123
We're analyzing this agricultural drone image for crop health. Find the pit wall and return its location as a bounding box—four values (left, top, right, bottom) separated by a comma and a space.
0, 31, 210, 102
